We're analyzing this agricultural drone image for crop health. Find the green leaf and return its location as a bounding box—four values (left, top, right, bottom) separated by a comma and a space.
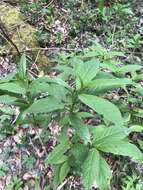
53, 165, 61, 188
26, 97, 64, 114
0, 73, 15, 84
50, 155, 68, 165
101, 62, 117, 72
75, 59, 100, 89
92, 126, 130, 146
116, 65, 142, 74
47, 84, 68, 100
79, 94, 123, 126
54, 77, 71, 90
92, 126, 143, 163
0, 82, 26, 94
130, 125, 143, 132
98, 0, 105, 11
138, 140, 143, 151
96, 140, 143, 162
31, 76, 71, 90
88, 78, 132, 92
0, 107, 14, 115
54, 65, 74, 75
108, 51, 125, 58
95, 71, 114, 79
18, 54, 27, 79
70, 115, 91, 144
30, 76, 55, 84
134, 74, 143, 82
136, 87, 143, 96
0, 95, 17, 104
82, 148, 112, 190
53, 162, 70, 188
59, 161, 70, 183
76, 112, 94, 118
45, 141, 70, 165
83, 51, 100, 58
29, 81, 50, 96
30, 83, 67, 99
83, 42, 105, 58
29, 77, 70, 97
71, 144, 89, 164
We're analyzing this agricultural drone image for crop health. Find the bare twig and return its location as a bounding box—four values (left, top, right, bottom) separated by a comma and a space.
29, 70, 39, 77
29, 136, 39, 156
0, 32, 13, 49
18, 47, 143, 55
20, 47, 83, 52
57, 178, 69, 190
46, 0, 55, 8
34, 128, 48, 155
33, 50, 40, 71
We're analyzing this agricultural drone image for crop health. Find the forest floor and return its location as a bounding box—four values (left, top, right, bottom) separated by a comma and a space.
0, 0, 143, 190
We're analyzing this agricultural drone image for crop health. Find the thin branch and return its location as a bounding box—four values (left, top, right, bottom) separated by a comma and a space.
33, 50, 40, 71
19, 47, 143, 55
34, 128, 48, 155
46, 0, 55, 7
57, 178, 69, 190
20, 47, 83, 52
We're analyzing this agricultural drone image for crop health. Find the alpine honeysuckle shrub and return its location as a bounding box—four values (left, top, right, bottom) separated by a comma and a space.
0, 50, 143, 190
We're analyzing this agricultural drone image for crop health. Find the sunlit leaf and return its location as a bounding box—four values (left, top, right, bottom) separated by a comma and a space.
79, 94, 123, 126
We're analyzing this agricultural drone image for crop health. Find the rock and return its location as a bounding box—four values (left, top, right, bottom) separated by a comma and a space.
11, 24, 38, 52
0, 4, 23, 29
0, 3, 51, 71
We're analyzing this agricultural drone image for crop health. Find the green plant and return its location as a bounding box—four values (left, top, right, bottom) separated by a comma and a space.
0, 46, 143, 190
0, 164, 8, 178
20, 0, 55, 24
126, 34, 143, 49
113, 3, 134, 17
122, 174, 143, 190
5, 175, 23, 190
22, 155, 36, 170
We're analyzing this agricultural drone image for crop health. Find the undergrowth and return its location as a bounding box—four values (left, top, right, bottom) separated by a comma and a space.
0, 0, 143, 189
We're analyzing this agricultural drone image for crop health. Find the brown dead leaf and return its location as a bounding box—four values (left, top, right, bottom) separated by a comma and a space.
23, 172, 37, 181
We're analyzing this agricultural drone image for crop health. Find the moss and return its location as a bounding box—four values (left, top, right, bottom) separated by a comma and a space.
0, 4, 23, 29
11, 24, 38, 52
36, 52, 52, 70
0, 3, 51, 71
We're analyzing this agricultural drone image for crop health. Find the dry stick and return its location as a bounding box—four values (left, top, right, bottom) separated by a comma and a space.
19, 47, 143, 55
32, 49, 40, 72
19, 149, 22, 175
69, 176, 74, 190
18, 50, 143, 60
34, 128, 48, 156
29, 70, 39, 77
46, 0, 55, 8
0, 32, 14, 49
111, 24, 116, 47
1, 0, 17, 5
0, 18, 21, 57
57, 178, 69, 190
29, 134, 48, 158
34, 50, 41, 65
20, 47, 83, 52
29, 136, 39, 156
